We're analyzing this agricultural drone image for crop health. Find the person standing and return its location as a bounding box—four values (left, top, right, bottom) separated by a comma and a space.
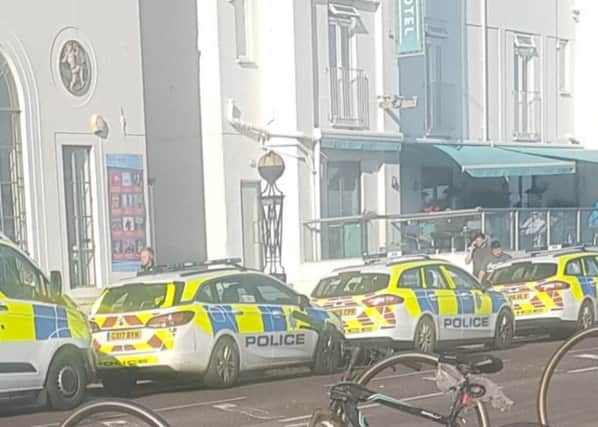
479, 240, 512, 283
139, 247, 155, 272
465, 232, 490, 281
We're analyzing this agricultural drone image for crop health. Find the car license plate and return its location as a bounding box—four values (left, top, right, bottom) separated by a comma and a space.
333, 308, 356, 317
108, 330, 141, 341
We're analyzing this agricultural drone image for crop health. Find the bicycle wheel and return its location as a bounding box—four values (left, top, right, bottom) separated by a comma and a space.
59, 399, 171, 427
355, 352, 490, 427
537, 326, 598, 427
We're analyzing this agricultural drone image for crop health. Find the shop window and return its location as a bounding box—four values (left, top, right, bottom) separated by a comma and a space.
421, 167, 451, 211
321, 161, 362, 259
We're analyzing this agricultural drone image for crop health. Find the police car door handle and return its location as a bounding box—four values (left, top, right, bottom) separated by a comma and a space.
272, 311, 285, 318
233, 310, 244, 316
0, 304, 7, 312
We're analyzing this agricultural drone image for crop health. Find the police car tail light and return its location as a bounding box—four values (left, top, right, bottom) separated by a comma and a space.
147, 311, 195, 328
88, 320, 101, 333
536, 281, 570, 292
363, 294, 404, 307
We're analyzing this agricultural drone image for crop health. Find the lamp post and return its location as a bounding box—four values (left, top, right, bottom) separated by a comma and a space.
257, 150, 286, 282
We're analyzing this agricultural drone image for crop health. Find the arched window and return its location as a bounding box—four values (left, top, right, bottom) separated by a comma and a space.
0, 54, 27, 249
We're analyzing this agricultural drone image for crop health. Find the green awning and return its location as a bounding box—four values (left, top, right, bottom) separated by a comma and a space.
321, 138, 400, 152
501, 146, 598, 164
433, 144, 576, 178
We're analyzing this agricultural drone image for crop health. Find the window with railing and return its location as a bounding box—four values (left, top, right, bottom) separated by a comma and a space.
0, 54, 27, 251
328, 4, 369, 129
513, 34, 541, 141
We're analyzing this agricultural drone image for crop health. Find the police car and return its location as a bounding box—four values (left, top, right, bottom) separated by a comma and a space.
0, 233, 93, 410
486, 246, 598, 338
311, 254, 514, 353
88, 259, 342, 395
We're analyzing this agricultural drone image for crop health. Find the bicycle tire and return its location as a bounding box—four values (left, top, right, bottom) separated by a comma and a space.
59, 399, 171, 427
537, 326, 598, 427
355, 352, 490, 427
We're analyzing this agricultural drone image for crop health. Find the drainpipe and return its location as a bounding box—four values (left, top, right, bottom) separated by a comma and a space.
482, 0, 490, 145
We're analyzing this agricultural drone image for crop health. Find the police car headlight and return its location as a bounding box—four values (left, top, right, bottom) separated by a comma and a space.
147, 311, 195, 328
88, 320, 101, 333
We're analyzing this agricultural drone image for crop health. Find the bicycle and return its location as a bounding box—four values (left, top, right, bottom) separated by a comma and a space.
537, 325, 598, 427
59, 399, 170, 427
292, 311, 510, 427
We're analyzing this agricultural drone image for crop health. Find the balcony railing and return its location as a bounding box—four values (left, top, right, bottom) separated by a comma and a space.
302, 208, 598, 262
513, 90, 541, 141
329, 67, 369, 129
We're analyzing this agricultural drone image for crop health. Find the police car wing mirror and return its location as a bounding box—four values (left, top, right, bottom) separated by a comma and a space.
50, 270, 63, 295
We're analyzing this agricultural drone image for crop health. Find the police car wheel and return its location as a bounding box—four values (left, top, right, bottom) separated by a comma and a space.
101, 371, 137, 397
312, 331, 342, 375
205, 337, 240, 388
577, 300, 595, 331
414, 317, 436, 354
46, 351, 86, 410
490, 310, 514, 350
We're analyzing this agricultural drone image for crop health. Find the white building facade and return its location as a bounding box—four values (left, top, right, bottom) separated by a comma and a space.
0, 0, 148, 302
0, 0, 207, 304
198, 0, 590, 296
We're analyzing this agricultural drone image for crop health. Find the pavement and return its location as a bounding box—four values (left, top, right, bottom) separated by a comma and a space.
2, 335, 598, 427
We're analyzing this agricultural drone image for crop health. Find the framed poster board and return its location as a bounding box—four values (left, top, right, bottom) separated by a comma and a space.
107, 154, 147, 272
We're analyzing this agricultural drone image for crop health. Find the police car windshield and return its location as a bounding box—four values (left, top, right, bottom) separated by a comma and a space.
312, 272, 390, 298
97, 282, 181, 313
488, 262, 557, 285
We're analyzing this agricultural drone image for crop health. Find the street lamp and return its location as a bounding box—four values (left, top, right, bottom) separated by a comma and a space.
257, 150, 286, 282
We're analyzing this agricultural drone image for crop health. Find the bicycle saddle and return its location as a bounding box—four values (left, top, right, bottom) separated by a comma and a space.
439, 353, 503, 374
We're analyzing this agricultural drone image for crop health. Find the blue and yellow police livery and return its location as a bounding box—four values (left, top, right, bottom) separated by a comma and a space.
0, 234, 92, 410
487, 247, 598, 338
311, 254, 514, 353
88, 259, 342, 395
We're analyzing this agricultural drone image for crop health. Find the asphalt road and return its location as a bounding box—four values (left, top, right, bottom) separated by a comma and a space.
2, 335, 598, 427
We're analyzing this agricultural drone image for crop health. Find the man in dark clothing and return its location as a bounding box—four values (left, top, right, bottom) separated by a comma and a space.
480, 240, 512, 283
465, 232, 490, 281
139, 247, 155, 273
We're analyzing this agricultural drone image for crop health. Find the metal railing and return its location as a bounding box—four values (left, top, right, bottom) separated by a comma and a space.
513, 90, 541, 141
302, 207, 598, 262
329, 67, 369, 129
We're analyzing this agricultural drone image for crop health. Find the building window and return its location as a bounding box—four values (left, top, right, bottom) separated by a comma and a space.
425, 34, 451, 137
231, 0, 254, 64
328, 4, 369, 129
513, 34, 541, 141
320, 161, 362, 259
0, 54, 27, 250
558, 40, 570, 94
63, 146, 96, 289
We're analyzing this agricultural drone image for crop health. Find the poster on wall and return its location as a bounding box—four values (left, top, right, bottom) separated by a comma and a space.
106, 154, 147, 272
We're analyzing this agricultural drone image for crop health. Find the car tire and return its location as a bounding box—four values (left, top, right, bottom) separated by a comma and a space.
101, 370, 138, 397
488, 310, 514, 350
204, 336, 240, 388
577, 300, 595, 332
413, 316, 436, 354
312, 328, 342, 375
46, 350, 87, 410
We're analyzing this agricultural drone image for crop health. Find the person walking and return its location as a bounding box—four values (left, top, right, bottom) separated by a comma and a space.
465, 232, 490, 281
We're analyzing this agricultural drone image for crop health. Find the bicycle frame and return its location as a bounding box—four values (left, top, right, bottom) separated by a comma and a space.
332, 380, 473, 427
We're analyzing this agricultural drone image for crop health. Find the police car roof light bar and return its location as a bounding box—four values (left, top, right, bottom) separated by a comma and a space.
385, 255, 432, 266
528, 245, 588, 258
